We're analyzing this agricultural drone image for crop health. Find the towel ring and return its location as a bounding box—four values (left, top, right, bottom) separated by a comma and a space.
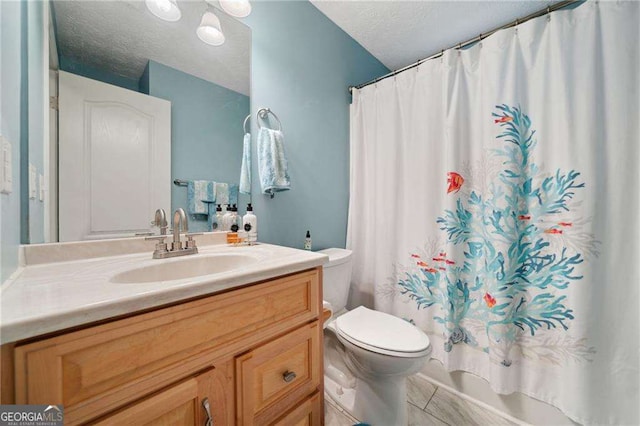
257, 107, 282, 131
242, 114, 251, 134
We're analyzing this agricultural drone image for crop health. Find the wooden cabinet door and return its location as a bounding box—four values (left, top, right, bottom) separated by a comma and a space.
93, 365, 233, 426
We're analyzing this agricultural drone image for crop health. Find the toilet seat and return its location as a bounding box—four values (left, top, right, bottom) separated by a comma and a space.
335, 306, 431, 358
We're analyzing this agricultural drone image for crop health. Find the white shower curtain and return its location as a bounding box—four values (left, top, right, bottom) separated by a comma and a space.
347, 2, 638, 425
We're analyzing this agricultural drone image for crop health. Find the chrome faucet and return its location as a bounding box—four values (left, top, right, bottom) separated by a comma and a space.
146, 208, 201, 259
152, 208, 168, 235
172, 208, 187, 251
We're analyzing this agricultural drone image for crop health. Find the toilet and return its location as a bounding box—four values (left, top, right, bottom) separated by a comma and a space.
319, 248, 432, 426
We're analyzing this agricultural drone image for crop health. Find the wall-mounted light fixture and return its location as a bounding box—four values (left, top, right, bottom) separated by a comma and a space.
145, 0, 182, 22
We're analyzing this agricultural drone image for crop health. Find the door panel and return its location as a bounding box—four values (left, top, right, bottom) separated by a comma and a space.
58, 71, 170, 241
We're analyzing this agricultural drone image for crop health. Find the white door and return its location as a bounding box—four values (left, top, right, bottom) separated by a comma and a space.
58, 71, 171, 242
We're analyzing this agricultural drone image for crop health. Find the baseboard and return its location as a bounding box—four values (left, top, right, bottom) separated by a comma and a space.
416, 372, 532, 426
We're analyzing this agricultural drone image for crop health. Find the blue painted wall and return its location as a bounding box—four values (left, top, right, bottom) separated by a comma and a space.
244, 1, 388, 250
1, 1, 23, 282
60, 55, 140, 92
141, 61, 250, 232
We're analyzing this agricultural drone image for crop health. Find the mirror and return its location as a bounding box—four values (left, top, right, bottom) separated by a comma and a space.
22, 0, 250, 243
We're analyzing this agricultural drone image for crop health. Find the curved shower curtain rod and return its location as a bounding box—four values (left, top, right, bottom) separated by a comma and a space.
349, 0, 579, 93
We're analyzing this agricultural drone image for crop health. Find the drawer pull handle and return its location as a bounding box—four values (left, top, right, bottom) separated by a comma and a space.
202, 397, 213, 426
282, 370, 297, 383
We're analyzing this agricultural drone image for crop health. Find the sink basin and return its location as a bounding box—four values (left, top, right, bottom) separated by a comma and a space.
111, 254, 259, 283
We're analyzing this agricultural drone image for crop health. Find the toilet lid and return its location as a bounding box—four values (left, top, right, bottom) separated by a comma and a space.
335, 306, 430, 354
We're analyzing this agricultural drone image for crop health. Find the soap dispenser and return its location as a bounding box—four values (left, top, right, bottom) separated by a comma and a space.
226, 205, 240, 244
304, 230, 312, 250
243, 203, 258, 244
221, 204, 233, 231
232, 204, 239, 229
213, 204, 224, 231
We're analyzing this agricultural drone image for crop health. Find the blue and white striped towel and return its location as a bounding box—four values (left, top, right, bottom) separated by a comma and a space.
187, 180, 214, 215
212, 182, 239, 206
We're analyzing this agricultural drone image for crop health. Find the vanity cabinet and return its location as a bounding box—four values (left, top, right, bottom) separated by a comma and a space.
4, 268, 323, 425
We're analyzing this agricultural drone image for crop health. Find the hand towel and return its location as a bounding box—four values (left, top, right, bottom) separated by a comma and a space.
257, 127, 290, 196
187, 180, 214, 215
229, 184, 239, 206
239, 133, 251, 195
212, 182, 229, 206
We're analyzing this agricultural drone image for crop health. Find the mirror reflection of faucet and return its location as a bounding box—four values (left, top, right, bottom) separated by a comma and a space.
151, 208, 168, 235
145, 208, 201, 259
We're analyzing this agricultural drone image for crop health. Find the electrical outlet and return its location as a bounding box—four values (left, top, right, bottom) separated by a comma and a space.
1, 137, 12, 195
29, 164, 37, 199
39, 174, 45, 201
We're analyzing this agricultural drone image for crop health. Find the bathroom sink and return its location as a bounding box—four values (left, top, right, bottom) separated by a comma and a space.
110, 254, 259, 284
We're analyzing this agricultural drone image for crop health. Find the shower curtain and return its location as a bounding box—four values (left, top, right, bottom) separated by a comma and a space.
347, 2, 638, 425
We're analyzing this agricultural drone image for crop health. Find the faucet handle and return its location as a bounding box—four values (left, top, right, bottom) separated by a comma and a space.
185, 233, 201, 249
145, 235, 168, 255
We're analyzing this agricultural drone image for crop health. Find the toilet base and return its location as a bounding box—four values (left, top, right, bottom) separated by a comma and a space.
325, 373, 408, 426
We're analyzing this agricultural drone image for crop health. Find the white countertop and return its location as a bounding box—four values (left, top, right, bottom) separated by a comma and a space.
0, 242, 328, 344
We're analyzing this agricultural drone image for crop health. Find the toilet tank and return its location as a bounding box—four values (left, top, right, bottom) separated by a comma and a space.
318, 248, 353, 312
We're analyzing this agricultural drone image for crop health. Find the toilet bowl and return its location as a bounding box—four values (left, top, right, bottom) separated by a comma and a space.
319, 248, 431, 426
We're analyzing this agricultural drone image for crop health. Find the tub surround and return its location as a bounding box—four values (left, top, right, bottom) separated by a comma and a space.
0, 234, 328, 344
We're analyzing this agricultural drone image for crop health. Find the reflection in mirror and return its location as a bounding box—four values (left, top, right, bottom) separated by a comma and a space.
24, 0, 250, 243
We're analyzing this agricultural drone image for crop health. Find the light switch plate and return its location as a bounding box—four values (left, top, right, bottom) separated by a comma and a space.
39, 174, 45, 201
29, 164, 37, 199
1, 136, 12, 195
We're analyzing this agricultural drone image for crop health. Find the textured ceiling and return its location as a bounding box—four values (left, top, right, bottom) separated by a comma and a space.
310, 0, 560, 71
53, 0, 250, 95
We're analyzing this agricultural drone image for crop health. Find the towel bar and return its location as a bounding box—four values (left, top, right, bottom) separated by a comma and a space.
243, 114, 251, 134
174, 179, 188, 186
256, 107, 282, 131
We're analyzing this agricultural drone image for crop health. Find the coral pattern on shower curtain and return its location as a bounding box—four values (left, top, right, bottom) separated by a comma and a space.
347, 2, 639, 425
398, 104, 597, 367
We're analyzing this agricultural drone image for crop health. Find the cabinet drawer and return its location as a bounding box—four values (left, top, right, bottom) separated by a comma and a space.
14, 269, 320, 425
273, 392, 322, 426
236, 321, 321, 425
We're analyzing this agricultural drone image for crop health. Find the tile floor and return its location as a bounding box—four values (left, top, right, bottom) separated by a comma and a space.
325, 374, 515, 426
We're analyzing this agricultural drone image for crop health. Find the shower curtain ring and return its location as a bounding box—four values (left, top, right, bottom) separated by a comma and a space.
547, 6, 551, 21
